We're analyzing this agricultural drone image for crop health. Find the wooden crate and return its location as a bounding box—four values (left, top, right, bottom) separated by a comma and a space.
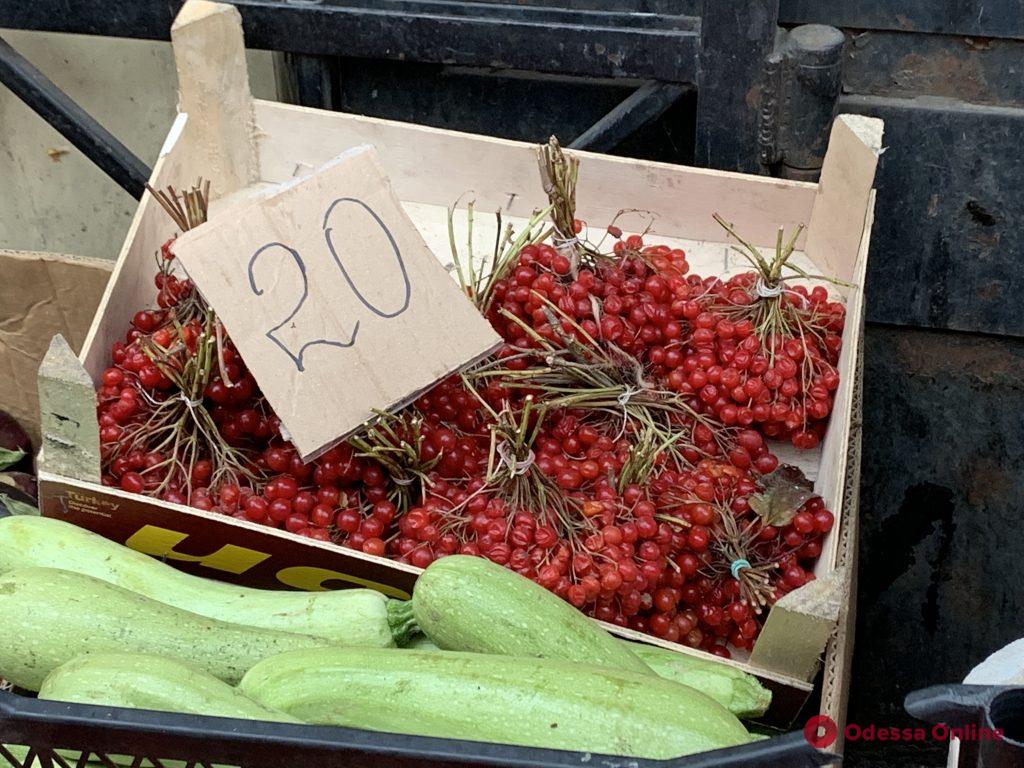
36, 0, 880, 729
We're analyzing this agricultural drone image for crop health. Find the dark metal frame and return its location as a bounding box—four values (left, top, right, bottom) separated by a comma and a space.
695, 0, 780, 173
0, 1, 702, 81
569, 81, 688, 152
0, 0, 787, 197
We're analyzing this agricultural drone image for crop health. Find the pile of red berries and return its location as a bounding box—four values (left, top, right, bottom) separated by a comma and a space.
665, 273, 844, 449
96, 215, 843, 657
97, 249, 273, 505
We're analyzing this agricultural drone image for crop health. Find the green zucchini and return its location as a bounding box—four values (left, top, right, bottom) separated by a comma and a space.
239, 647, 751, 759
404, 634, 770, 718
0, 515, 413, 647
39, 653, 300, 723
409, 554, 651, 675
625, 642, 772, 718
0, 567, 330, 690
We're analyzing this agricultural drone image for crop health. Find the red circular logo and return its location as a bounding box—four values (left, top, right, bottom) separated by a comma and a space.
804, 715, 839, 748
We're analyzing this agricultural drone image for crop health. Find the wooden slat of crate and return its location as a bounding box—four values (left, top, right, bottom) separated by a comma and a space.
747, 133, 878, 679
252, 99, 819, 251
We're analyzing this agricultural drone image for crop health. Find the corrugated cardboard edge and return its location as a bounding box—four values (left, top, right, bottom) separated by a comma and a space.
820, 326, 865, 754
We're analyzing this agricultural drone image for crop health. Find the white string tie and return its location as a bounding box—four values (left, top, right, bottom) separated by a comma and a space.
755, 278, 783, 298
755, 277, 811, 309
614, 385, 642, 440
617, 386, 641, 407
496, 441, 535, 476
177, 393, 203, 416
551, 234, 581, 255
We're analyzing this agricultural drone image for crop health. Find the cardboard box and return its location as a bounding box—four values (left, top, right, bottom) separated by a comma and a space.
36, 0, 879, 729
0, 249, 111, 448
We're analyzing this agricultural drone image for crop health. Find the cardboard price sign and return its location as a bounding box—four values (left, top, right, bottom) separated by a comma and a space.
174, 146, 501, 460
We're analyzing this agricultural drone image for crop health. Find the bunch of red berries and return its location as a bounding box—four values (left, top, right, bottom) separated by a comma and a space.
96, 181, 844, 656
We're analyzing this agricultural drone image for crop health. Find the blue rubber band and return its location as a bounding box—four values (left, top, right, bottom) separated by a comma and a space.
730, 559, 751, 579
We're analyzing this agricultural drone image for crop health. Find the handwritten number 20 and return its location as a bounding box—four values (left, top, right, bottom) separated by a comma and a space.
247, 198, 411, 372
247, 242, 359, 372
324, 198, 411, 319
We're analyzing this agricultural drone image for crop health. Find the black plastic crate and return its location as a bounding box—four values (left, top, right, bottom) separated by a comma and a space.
906, 684, 1024, 768
0, 692, 838, 768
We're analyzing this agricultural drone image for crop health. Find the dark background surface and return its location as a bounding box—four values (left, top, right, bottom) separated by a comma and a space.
308, 9, 1024, 766
327, 28, 1024, 768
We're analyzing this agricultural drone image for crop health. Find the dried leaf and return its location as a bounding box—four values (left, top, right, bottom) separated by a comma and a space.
0, 493, 38, 517
0, 448, 25, 471
748, 465, 815, 527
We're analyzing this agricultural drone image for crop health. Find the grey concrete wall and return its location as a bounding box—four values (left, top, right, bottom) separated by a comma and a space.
0, 30, 277, 259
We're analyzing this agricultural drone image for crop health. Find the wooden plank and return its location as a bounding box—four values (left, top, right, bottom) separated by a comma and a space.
79, 113, 208, 378
170, 0, 258, 197
816, 190, 874, 573
804, 114, 883, 285
749, 565, 849, 681
37, 335, 100, 482
252, 100, 818, 249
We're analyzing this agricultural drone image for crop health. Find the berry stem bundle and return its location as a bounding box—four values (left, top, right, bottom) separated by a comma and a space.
538, 137, 601, 269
